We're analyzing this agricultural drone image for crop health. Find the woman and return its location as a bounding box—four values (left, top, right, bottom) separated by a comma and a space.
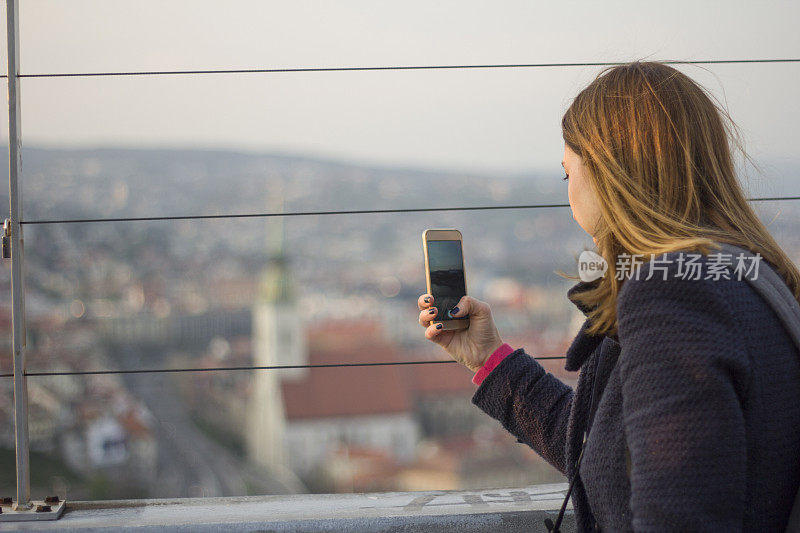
417, 61, 800, 531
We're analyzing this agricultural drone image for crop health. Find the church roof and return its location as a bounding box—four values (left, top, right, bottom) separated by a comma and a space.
280, 321, 476, 421
281, 340, 411, 419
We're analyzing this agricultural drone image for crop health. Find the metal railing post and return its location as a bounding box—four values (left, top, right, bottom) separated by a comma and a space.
6, 0, 30, 511
0, 0, 64, 521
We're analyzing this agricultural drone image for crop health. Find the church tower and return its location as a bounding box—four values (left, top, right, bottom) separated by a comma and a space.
245, 186, 308, 472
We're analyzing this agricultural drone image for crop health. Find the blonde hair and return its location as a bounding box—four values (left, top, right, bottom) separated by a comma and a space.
560, 60, 800, 337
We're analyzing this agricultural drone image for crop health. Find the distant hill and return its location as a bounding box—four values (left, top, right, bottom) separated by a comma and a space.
1, 146, 797, 293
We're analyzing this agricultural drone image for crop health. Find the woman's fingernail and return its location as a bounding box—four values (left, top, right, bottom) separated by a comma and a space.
429, 309, 435, 315
435, 324, 443, 330
424, 297, 431, 303
451, 306, 459, 315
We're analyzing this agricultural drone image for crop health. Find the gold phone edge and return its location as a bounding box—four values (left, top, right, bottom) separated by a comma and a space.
422, 229, 469, 331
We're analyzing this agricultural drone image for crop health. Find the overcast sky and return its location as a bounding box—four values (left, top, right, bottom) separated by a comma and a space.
1, 0, 798, 176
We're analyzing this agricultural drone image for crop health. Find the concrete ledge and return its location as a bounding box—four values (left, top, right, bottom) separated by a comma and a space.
7, 483, 575, 532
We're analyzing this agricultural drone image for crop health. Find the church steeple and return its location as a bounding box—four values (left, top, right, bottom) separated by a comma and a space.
257, 186, 293, 304
257, 255, 293, 304
246, 177, 308, 475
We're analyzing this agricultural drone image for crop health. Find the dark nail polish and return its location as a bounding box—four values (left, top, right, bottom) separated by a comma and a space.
451, 306, 459, 315
424, 297, 431, 303
429, 309, 435, 314
436, 324, 442, 330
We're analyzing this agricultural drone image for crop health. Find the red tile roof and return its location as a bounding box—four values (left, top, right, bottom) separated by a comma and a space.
117, 408, 152, 439
282, 320, 475, 420
282, 326, 411, 419
406, 358, 476, 395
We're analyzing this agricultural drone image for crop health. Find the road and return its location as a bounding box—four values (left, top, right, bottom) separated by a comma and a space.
113, 346, 292, 498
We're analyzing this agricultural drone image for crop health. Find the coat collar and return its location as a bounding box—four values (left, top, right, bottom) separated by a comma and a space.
565, 279, 619, 371
567, 279, 600, 317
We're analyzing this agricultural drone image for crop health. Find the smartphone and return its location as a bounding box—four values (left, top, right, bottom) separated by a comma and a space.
422, 229, 469, 331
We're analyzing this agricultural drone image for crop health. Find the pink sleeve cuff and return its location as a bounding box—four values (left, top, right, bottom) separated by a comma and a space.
472, 343, 515, 386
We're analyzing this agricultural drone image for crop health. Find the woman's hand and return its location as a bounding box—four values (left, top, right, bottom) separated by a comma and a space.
417, 294, 504, 372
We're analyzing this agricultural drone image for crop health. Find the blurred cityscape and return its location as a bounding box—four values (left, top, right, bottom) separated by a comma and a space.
1, 147, 798, 501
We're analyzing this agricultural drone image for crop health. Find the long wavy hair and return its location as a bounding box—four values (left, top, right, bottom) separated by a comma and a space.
560, 60, 800, 337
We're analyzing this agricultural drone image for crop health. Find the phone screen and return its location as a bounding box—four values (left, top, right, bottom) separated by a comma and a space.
427, 240, 467, 320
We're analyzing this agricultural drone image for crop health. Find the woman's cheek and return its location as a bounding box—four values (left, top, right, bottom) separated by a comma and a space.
567, 181, 575, 218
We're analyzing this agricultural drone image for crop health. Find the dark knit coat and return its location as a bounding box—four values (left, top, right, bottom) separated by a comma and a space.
471, 252, 800, 531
